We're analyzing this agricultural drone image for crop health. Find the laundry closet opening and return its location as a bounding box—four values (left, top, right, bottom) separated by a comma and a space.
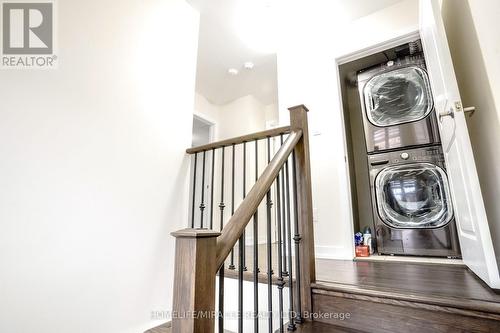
338, 36, 461, 262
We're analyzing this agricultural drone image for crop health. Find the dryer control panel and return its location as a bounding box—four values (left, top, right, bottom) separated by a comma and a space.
368, 146, 444, 167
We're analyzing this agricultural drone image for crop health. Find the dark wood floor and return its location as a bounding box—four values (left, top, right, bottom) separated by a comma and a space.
146, 321, 361, 333
225, 243, 500, 304
290, 321, 364, 333
314, 258, 500, 304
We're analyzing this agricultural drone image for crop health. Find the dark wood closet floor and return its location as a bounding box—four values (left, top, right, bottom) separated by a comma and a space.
315, 258, 500, 303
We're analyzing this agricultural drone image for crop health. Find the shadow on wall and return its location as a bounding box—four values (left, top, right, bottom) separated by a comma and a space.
442, 0, 500, 264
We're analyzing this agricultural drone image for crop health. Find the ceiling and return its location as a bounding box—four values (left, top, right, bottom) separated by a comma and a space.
189, 0, 404, 106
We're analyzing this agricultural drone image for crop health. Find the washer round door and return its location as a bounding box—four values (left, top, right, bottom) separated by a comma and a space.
363, 66, 433, 127
375, 163, 453, 229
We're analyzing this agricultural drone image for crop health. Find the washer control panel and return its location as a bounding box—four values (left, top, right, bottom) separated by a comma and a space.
369, 146, 444, 166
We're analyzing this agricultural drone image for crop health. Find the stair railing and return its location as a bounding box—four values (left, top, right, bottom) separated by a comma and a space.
171, 105, 315, 332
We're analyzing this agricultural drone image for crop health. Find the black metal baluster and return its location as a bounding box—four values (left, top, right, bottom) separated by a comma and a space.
266, 137, 273, 333
191, 153, 198, 228
280, 135, 289, 277
276, 163, 285, 333
229, 143, 236, 270
285, 150, 296, 331
242, 142, 247, 271
210, 148, 215, 230
238, 142, 246, 333
218, 147, 226, 333
199, 150, 206, 228
219, 147, 226, 230
253, 139, 259, 333
291, 150, 303, 324
238, 233, 244, 333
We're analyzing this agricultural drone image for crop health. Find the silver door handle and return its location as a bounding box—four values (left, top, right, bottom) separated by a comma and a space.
439, 108, 454, 121
464, 106, 476, 117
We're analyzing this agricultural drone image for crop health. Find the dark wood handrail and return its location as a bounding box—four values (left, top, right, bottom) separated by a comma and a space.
214, 129, 302, 271
186, 126, 291, 154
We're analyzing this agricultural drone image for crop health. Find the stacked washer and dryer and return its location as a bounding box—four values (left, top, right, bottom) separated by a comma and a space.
356, 51, 461, 257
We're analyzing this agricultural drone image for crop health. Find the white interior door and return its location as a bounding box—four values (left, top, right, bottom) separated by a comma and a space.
420, 0, 500, 288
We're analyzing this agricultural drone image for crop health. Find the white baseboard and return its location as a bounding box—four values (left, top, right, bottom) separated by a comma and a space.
241, 240, 354, 260
315, 245, 353, 260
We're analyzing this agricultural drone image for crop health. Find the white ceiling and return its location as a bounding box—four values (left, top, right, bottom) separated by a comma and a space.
189, 0, 404, 106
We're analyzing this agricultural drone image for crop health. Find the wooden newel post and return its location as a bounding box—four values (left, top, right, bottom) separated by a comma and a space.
289, 104, 315, 318
171, 228, 220, 333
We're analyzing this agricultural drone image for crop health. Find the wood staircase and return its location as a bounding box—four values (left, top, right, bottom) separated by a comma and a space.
145, 104, 500, 333
148, 267, 500, 332
311, 281, 500, 332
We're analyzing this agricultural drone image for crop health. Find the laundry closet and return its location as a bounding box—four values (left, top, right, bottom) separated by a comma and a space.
340, 39, 461, 258
335, 0, 500, 289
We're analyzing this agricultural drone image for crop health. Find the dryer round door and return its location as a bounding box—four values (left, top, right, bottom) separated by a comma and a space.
363, 66, 433, 127
375, 163, 453, 229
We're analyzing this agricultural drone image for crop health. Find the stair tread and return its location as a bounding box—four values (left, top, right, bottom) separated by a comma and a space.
291, 321, 366, 333
315, 259, 500, 303
145, 320, 364, 333
312, 280, 500, 315
144, 322, 233, 333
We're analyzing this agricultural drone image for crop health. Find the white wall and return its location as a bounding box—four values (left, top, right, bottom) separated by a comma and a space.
465, 2, 500, 110
442, 0, 500, 263
0, 1, 199, 332
219, 95, 268, 139
192, 93, 280, 243
194, 93, 220, 138
194, 93, 279, 140
277, 0, 419, 259
195, 93, 271, 141
265, 103, 280, 128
